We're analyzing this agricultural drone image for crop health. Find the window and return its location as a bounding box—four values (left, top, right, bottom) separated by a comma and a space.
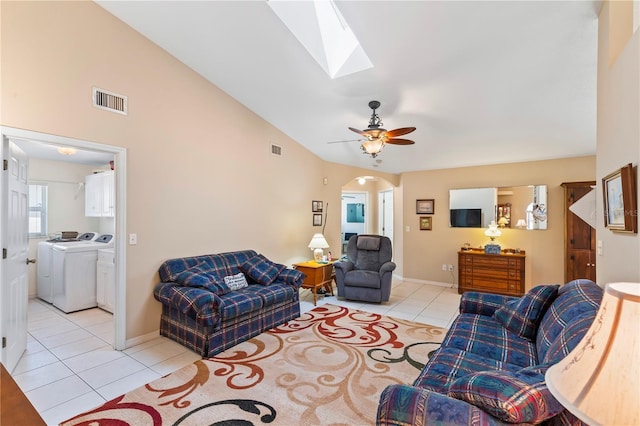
28, 183, 48, 238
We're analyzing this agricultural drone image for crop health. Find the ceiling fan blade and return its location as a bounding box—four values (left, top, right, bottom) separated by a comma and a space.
385, 127, 416, 138
348, 127, 367, 136
385, 138, 415, 145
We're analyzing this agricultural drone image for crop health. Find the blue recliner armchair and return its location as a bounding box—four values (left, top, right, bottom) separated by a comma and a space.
334, 235, 396, 303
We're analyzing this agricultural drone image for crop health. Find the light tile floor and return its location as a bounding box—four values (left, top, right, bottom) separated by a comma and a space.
14, 279, 460, 425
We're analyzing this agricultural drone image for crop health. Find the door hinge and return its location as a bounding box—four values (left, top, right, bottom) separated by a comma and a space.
3, 159, 7, 171
2, 248, 6, 259
2, 337, 6, 348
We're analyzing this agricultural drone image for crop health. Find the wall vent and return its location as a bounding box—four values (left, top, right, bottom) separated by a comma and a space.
93, 87, 127, 115
271, 144, 282, 156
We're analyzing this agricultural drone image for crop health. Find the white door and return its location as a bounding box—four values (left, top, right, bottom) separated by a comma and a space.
1, 138, 29, 372
378, 190, 394, 242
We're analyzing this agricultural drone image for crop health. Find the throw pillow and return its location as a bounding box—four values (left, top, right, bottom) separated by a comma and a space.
224, 273, 249, 291
493, 284, 558, 341
447, 367, 565, 423
169, 262, 230, 296
277, 268, 305, 286
241, 254, 286, 285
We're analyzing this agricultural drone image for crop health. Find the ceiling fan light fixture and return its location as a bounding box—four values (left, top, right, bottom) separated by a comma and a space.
361, 138, 385, 157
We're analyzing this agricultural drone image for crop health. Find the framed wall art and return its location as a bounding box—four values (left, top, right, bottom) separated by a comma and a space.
416, 199, 434, 214
602, 163, 637, 233
312, 200, 323, 213
419, 216, 432, 231
313, 214, 322, 226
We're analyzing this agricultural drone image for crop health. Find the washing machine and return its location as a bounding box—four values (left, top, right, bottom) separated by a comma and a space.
37, 232, 99, 303
51, 234, 114, 313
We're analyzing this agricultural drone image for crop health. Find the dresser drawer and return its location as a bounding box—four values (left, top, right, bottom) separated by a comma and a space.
458, 250, 525, 296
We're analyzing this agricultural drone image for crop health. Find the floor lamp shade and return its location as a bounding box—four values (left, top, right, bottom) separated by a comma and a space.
545, 282, 640, 426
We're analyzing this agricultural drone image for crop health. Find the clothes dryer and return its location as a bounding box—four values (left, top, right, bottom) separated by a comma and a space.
36, 232, 99, 303
51, 234, 114, 313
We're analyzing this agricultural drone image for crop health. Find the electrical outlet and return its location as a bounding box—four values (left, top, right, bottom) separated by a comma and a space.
442, 264, 447, 271
448, 264, 454, 272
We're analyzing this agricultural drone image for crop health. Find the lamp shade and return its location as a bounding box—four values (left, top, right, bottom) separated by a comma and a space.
545, 282, 640, 426
308, 233, 329, 249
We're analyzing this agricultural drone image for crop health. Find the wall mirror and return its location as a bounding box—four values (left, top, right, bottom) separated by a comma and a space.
449, 185, 547, 230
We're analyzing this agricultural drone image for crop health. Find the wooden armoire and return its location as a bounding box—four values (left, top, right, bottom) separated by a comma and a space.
561, 182, 596, 281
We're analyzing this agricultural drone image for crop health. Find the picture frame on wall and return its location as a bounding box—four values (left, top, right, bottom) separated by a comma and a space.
312, 200, 323, 212
419, 216, 432, 230
603, 163, 637, 233
313, 214, 322, 226
416, 199, 434, 214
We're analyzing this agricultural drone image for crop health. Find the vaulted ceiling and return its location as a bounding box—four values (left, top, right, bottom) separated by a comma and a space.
96, 0, 600, 174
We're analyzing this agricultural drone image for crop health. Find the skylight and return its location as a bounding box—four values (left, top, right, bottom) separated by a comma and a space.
268, 0, 373, 79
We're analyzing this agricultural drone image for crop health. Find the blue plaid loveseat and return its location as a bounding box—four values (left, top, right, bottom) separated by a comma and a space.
153, 250, 303, 357
377, 279, 603, 425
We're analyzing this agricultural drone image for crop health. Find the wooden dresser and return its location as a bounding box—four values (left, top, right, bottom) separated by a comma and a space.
458, 249, 525, 296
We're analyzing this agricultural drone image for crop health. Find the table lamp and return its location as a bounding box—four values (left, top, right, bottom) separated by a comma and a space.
484, 220, 502, 254
545, 282, 640, 426
308, 233, 329, 261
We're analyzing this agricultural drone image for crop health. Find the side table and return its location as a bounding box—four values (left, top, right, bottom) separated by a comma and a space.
292, 260, 335, 305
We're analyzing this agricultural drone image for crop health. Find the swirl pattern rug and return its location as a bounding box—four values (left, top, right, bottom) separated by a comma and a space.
61, 304, 446, 426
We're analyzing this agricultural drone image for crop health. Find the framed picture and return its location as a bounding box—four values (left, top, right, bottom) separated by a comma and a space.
419, 216, 432, 230
313, 214, 322, 226
312, 200, 323, 212
416, 199, 434, 214
603, 163, 637, 233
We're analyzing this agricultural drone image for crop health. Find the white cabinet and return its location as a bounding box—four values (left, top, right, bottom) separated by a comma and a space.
85, 171, 114, 217
96, 248, 115, 313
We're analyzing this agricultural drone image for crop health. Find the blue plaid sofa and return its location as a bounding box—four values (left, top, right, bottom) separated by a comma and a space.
377, 279, 603, 425
153, 250, 303, 357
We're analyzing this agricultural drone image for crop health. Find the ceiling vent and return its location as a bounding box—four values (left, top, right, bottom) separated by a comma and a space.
93, 87, 127, 115
271, 144, 282, 156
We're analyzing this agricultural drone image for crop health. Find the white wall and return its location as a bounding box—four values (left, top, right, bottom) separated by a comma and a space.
596, 2, 640, 284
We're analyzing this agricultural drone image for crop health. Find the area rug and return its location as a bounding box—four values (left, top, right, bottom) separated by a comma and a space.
61, 304, 446, 426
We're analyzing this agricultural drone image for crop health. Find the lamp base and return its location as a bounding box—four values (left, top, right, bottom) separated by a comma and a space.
313, 248, 324, 261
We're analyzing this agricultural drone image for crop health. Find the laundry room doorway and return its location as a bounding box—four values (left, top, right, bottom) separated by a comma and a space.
0, 127, 127, 370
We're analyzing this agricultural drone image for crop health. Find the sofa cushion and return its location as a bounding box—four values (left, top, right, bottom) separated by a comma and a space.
442, 314, 538, 368
414, 347, 524, 393
224, 273, 249, 291
277, 268, 305, 286
169, 262, 231, 296
493, 284, 558, 341
218, 290, 263, 320
241, 254, 286, 285
536, 279, 602, 362
243, 283, 298, 307
447, 365, 565, 423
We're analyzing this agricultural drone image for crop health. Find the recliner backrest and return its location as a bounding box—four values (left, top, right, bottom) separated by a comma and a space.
347, 235, 392, 271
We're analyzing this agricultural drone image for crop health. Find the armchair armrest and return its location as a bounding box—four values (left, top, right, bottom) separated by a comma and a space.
334, 260, 354, 273
459, 291, 517, 316
377, 384, 507, 426
379, 261, 396, 275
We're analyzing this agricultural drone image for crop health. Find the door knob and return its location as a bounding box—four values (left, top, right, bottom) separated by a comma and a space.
26, 258, 36, 265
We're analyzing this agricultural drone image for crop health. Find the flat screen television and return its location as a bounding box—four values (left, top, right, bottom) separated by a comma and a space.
450, 208, 482, 228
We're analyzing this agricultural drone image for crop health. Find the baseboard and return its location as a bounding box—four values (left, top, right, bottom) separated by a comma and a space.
401, 277, 457, 289
125, 329, 160, 349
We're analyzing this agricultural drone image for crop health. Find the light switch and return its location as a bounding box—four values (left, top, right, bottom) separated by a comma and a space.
129, 233, 137, 245
405, 226, 410, 232
597, 240, 603, 255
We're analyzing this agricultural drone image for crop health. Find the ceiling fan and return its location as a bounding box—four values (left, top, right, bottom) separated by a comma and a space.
330, 100, 416, 158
